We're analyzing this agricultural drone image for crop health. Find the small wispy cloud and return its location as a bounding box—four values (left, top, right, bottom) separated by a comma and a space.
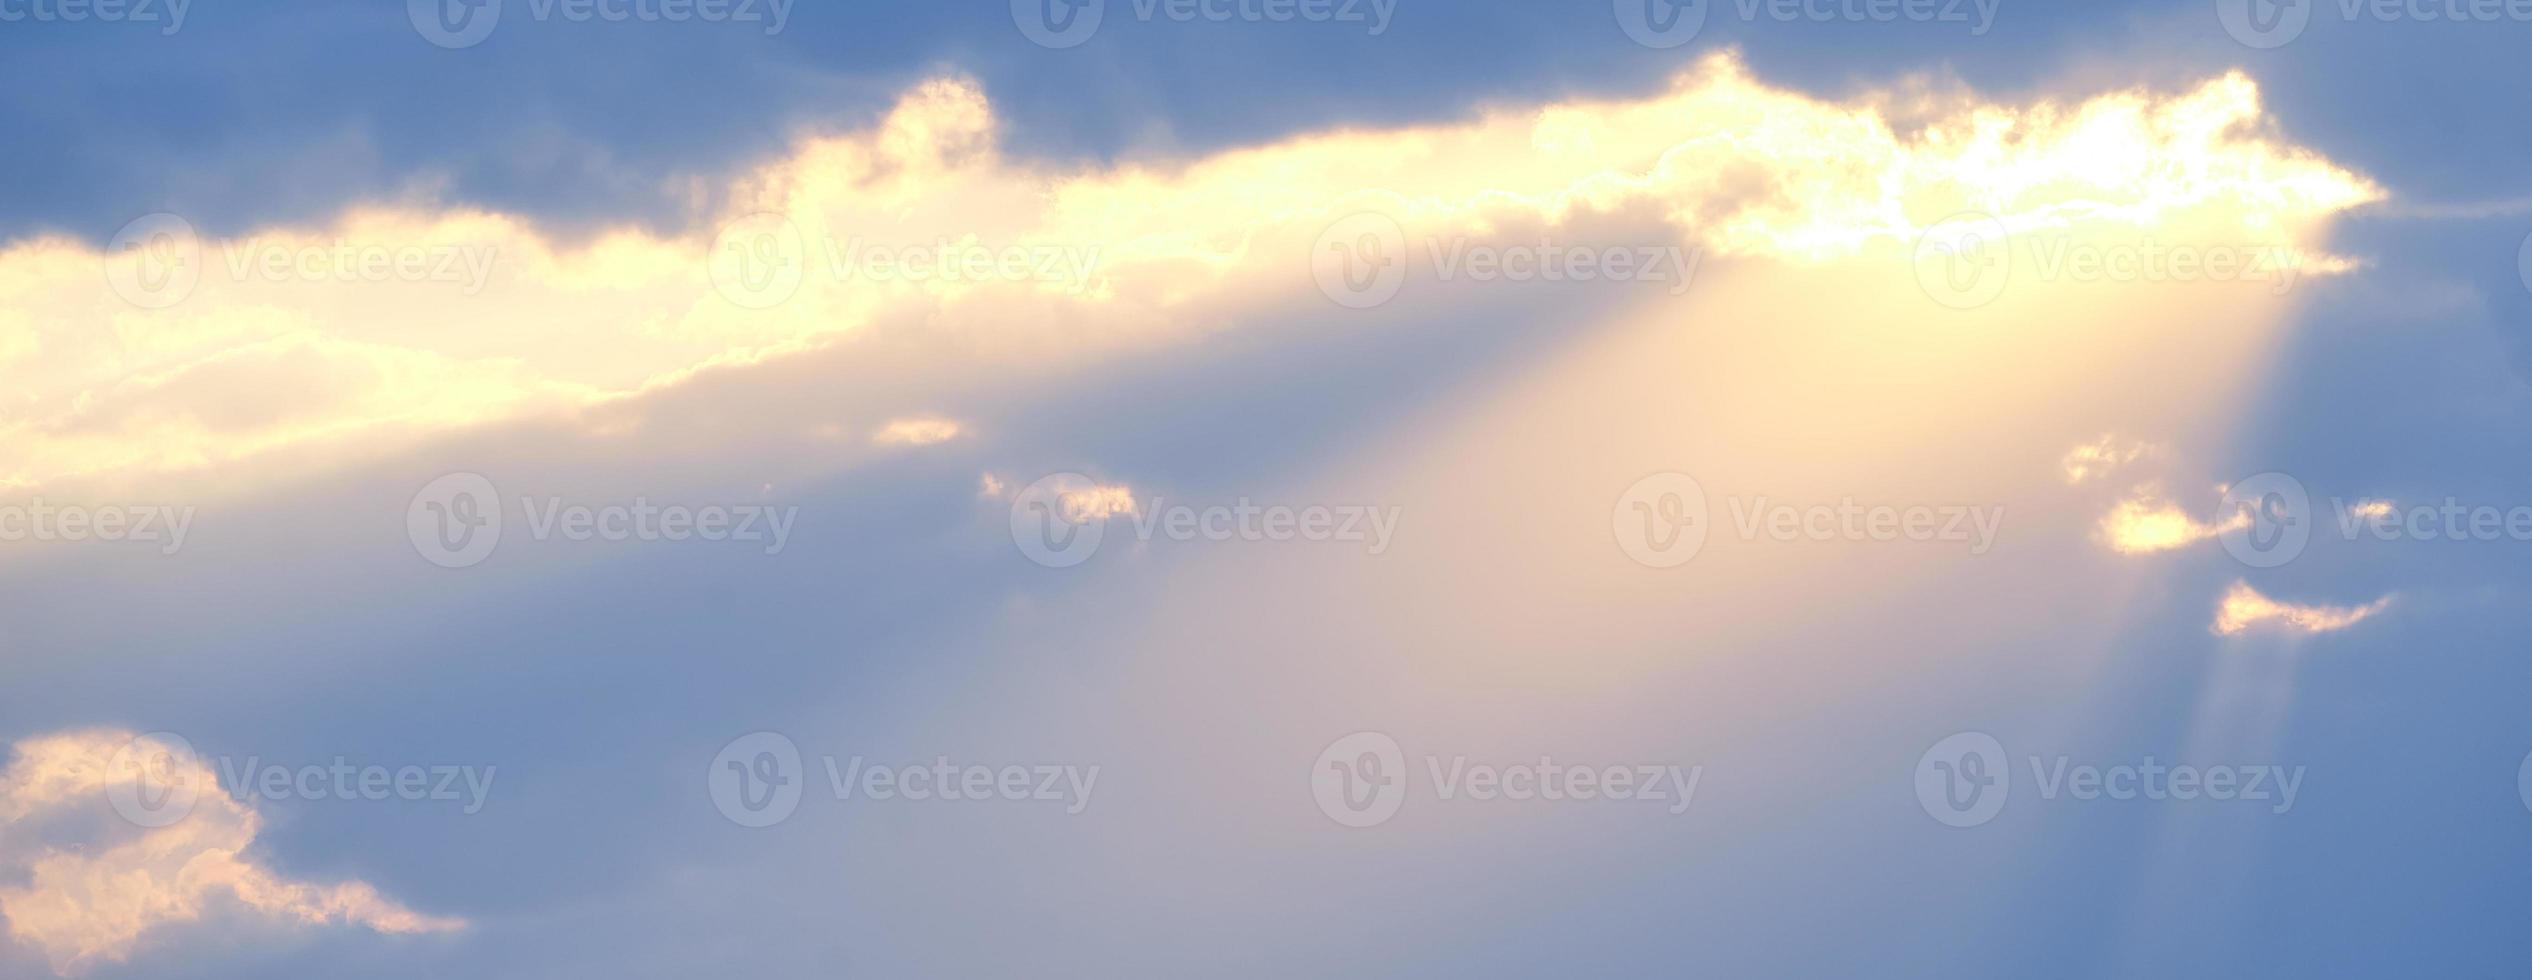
2344, 498, 2395, 521
1057, 484, 1137, 523
2062, 435, 2155, 484
2213, 582, 2392, 636
2354, 194, 2532, 221
872, 416, 964, 447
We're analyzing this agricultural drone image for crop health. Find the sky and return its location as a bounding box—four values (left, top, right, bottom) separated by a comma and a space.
2, 0, 2531, 977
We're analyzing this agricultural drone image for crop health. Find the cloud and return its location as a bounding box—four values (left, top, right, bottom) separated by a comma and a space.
0, 730, 461, 976
1057, 484, 1137, 523
2212, 582, 2393, 636
2098, 485, 2247, 554
2062, 435, 2155, 484
0, 55, 2378, 500
871, 416, 963, 447
2345, 498, 2395, 521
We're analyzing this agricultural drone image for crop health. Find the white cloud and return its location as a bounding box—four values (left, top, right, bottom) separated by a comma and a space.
2097, 484, 2247, 554
0, 730, 462, 976
0, 55, 2377, 501
872, 416, 963, 447
2062, 435, 2155, 484
1057, 484, 1137, 523
2213, 582, 2393, 636
2345, 498, 2395, 521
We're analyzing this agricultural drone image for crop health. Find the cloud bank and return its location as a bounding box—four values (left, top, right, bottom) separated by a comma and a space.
0, 54, 2376, 501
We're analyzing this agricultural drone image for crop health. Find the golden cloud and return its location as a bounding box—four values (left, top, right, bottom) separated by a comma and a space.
0, 730, 462, 975
872, 416, 965, 447
2098, 485, 2250, 554
2213, 581, 2392, 636
2062, 435, 2155, 484
0, 54, 2379, 499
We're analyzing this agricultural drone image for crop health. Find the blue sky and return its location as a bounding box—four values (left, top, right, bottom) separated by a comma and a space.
2, 1, 2530, 977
